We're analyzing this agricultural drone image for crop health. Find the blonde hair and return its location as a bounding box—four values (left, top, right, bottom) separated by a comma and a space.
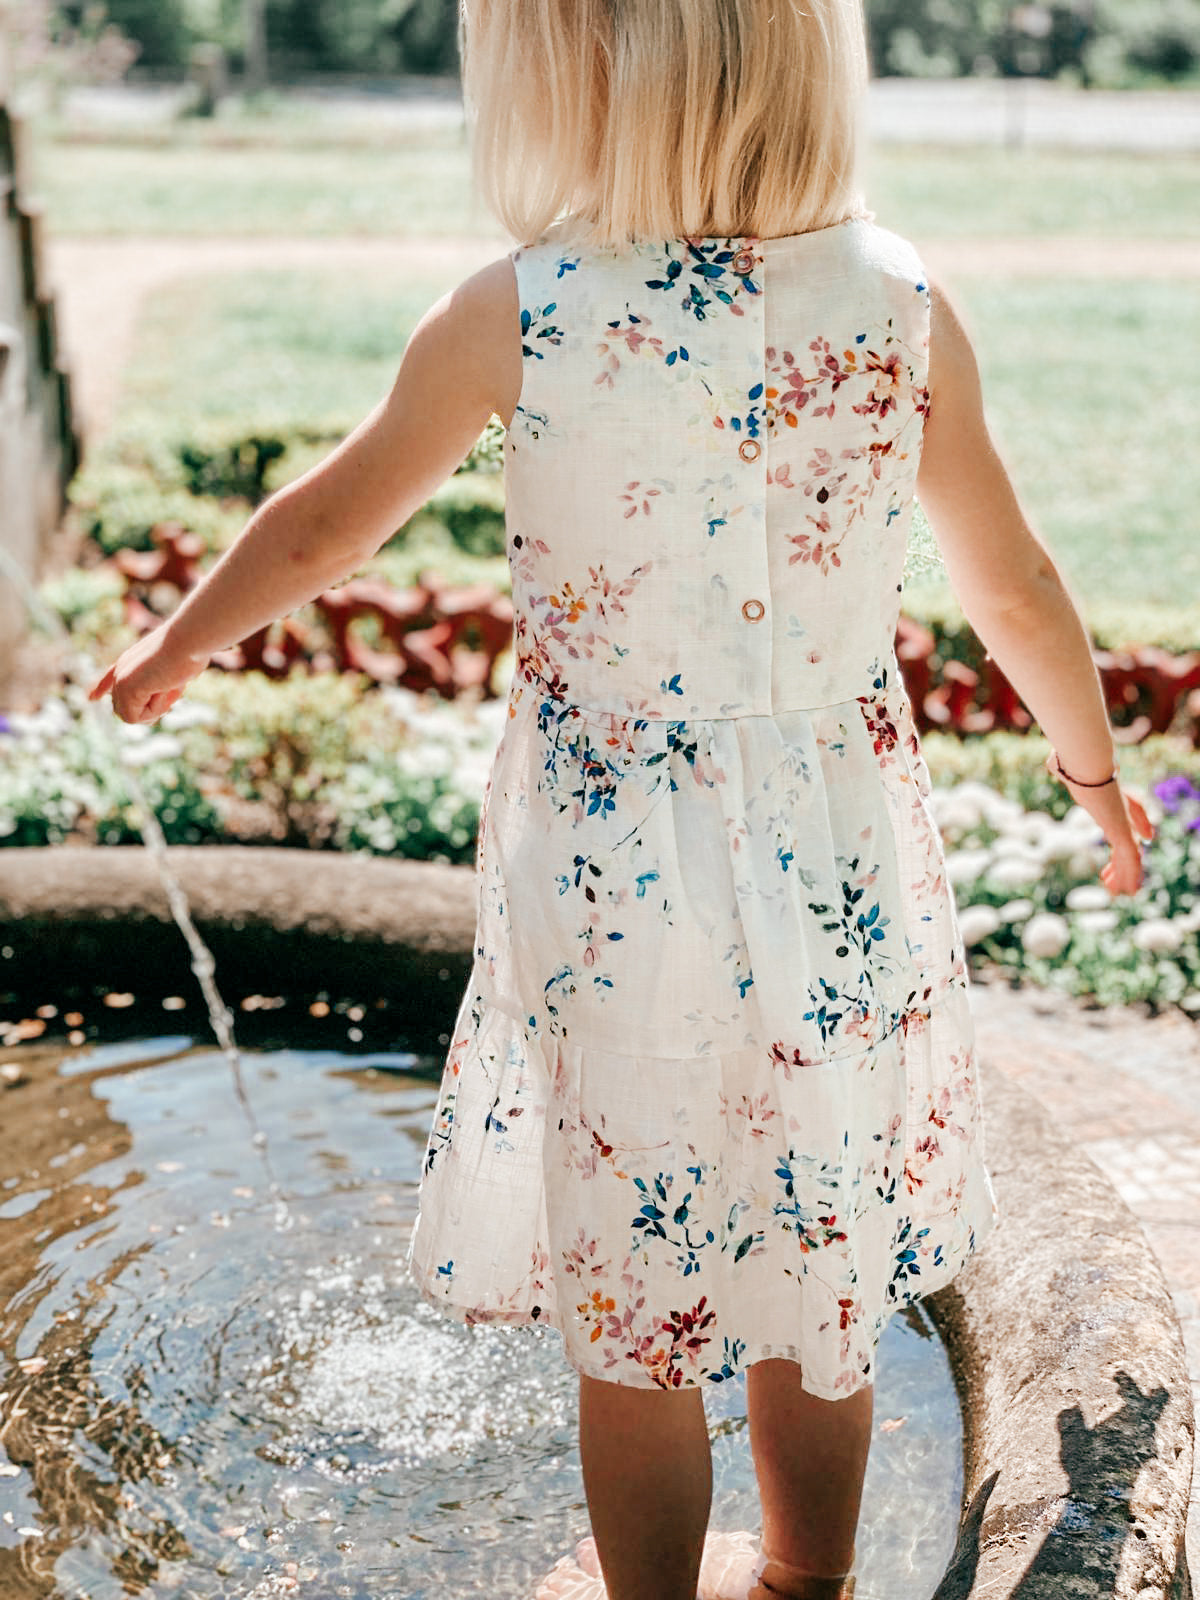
459, 0, 869, 249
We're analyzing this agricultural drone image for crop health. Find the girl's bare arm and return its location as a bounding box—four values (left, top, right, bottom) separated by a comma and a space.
89, 255, 523, 721
915, 282, 1153, 893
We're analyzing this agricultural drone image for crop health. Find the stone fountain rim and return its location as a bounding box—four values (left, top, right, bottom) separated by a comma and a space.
0, 843, 1193, 1600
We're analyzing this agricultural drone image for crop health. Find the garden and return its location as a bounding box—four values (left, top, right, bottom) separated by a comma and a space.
3, 32, 1200, 1600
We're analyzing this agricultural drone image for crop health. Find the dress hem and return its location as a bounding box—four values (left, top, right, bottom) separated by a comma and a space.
403, 1185, 999, 1399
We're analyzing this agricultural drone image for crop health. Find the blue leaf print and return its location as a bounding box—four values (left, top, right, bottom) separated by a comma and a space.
635, 870, 661, 898
661, 672, 684, 695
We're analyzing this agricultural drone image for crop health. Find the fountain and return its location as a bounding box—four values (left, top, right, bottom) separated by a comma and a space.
0, 551, 1194, 1599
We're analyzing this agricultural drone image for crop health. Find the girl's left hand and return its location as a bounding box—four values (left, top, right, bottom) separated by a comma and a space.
87, 624, 212, 724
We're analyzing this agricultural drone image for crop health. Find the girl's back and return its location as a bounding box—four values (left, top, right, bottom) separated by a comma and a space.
506, 216, 930, 717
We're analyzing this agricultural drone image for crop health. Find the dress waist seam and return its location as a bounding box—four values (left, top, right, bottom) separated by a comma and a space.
512, 686, 898, 723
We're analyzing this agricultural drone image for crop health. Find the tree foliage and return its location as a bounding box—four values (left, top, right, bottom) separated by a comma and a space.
33, 0, 1200, 85
865, 0, 1200, 84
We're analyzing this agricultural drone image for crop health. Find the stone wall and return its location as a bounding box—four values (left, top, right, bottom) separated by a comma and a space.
0, 101, 81, 690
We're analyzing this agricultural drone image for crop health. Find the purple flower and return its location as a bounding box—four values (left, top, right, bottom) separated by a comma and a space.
1153, 773, 1200, 814
0, 713, 10, 735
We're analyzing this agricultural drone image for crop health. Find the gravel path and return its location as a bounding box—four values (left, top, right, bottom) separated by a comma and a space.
45, 232, 1200, 446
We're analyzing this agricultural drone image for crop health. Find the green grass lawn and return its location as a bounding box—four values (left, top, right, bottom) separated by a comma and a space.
947, 277, 1200, 617
33, 116, 1200, 241
868, 146, 1200, 242
116, 268, 446, 424
34, 124, 495, 239
116, 266, 1199, 638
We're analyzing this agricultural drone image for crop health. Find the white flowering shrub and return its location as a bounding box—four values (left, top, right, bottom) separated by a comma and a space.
0, 672, 502, 862
935, 770, 1200, 1013
0, 686, 222, 846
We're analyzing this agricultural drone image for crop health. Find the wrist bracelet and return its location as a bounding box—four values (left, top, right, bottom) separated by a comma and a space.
1050, 750, 1118, 788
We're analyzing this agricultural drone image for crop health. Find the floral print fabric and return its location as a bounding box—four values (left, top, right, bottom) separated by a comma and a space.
405, 217, 1000, 1398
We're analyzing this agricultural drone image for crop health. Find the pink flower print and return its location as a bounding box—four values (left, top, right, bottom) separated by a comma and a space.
805, 449, 850, 506
768, 1040, 825, 1080
594, 313, 677, 389
768, 461, 795, 489
900, 1002, 932, 1042
562, 1227, 612, 1284
854, 349, 908, 419
787, 517, 845, 575
620, 480, 664, 518
737, 1089, 778, 1139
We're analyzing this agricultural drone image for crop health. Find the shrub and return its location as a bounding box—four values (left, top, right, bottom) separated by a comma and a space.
933, 747, 1200, 1012
67, 462, 246, 556
413, 471, 507, 558
177, 669, 500, 856
0, 691, 222, 847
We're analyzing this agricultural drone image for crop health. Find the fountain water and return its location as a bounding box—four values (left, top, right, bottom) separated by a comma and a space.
0, 544, 291, 1230
0, 539, 970, 1600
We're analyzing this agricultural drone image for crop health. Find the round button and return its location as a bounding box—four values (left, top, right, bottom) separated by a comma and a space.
731, 248, 757, 275
741, 598, 765, 622
738, 437, 761, 463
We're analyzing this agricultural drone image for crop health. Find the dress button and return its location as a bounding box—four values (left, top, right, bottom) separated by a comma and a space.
731, 248, 757, 275
738, 437, 761, 463
741, 598, 765, 622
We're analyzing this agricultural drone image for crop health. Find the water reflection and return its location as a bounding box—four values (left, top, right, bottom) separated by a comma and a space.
0, 1028, 965, 1599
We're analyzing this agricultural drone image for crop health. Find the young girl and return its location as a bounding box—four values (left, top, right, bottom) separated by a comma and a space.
89, 2, 1155, 1597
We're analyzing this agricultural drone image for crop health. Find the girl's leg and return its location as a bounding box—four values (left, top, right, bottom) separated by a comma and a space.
746, 1359, 873, 1587
577, 1370, 713, 1600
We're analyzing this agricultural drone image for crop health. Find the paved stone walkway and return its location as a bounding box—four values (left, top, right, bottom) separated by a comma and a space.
968, 971, 1200, 1578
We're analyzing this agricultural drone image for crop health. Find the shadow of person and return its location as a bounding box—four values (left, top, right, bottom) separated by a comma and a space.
932, 1370, 1190, 1600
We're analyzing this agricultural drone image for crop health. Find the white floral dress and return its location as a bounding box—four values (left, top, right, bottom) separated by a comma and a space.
405, 216, 1000, 1399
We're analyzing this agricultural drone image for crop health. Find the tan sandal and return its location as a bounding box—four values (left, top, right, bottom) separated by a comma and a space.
754, 1544, 857, 1600
696, 1533, 856, 1600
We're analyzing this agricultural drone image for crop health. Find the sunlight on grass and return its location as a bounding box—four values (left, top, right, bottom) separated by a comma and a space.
117, 269, 449, 425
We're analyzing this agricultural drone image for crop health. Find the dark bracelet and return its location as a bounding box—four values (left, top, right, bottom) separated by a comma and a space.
1050, 750, 1118, 788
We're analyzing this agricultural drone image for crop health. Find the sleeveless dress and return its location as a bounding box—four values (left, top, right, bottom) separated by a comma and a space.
405, 216, 1000, 1399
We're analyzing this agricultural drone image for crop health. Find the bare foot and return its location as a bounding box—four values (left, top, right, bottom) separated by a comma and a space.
698, 1530, 773, 1599
533, 1535, 606, 1599
532, 1530, 772, 1600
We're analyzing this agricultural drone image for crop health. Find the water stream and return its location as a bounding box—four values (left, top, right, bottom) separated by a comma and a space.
0, 546, 290, 1230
